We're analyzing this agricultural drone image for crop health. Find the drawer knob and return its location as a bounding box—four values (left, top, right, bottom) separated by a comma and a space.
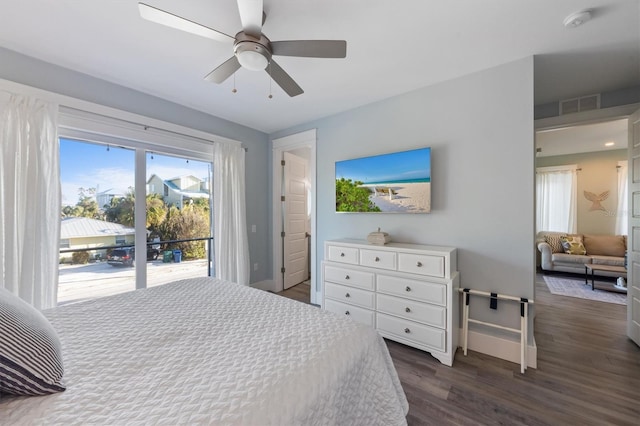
345, 275, 350, 280
405, 286, 411, 292
405, 307, 411, 313
416, 261, 423, 267
345, 293, 351, 298
345, 311, 350, 316
340, 252, 345, 257
404, 328, 411, 334
375, 256, 380, 262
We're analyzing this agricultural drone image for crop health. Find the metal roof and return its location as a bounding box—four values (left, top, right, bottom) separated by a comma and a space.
60, 217, 135, 239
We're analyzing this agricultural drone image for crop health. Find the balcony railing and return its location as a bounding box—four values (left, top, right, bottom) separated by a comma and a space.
59, 237, 214, 276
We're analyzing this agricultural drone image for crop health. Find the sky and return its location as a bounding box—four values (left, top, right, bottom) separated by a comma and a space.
60, 138, 210, 205
335, 147, 431, 183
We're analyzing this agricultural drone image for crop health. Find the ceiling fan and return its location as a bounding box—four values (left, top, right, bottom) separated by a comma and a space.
138, 0, 347, 97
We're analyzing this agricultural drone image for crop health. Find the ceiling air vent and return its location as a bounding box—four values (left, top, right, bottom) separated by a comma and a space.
559, 94, 600, 115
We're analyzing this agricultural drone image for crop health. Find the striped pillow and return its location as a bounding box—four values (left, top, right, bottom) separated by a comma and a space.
0, 287, 65, 396
544, 234, 566, 253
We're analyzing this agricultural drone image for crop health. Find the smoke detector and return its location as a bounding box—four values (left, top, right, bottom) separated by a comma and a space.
564, 10, 592, 28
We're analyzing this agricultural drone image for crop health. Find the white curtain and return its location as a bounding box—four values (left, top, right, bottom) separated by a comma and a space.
615, 160, 628, 235
536, 165, 578, 234
0, 94, 60, 309
213, 142, 250, 285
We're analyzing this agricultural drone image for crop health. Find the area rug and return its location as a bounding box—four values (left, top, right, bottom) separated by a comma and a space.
542, 275, 627, 305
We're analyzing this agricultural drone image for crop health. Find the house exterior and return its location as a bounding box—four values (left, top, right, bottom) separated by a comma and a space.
60, 217, 135, 261
147, 174, 209, 209
96, 189, 124, 209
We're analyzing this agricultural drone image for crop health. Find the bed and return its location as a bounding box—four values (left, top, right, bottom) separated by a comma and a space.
0, 277, 408, 425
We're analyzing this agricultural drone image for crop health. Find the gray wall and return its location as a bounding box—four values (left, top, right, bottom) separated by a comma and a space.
271, 57, 536, 336
0, 47, 271, 283
1, 44, 537, 340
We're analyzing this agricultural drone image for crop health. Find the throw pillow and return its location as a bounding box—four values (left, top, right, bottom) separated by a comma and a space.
582, 234, 626, 257
560, 235, 587, 255
0, 287, 66, 396
544, 234, 566, 253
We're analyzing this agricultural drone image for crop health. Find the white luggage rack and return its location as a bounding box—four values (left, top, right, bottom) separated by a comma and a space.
459, 288, 534, 374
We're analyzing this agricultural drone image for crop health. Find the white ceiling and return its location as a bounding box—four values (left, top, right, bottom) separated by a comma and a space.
536, 119, 628, 157
0, 0, 638, 133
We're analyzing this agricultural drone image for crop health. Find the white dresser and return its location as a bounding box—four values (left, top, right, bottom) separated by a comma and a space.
322, 239, 459, 366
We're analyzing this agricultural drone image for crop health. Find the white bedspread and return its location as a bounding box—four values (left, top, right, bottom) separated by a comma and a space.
1, 278, 408, 425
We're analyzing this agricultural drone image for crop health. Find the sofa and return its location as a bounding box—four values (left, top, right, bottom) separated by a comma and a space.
537, 231, 627, 277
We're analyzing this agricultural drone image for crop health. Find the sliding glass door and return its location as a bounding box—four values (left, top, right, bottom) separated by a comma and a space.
145, 152, 212, 288
58, 138, 213, 305
58, 138, 137, 304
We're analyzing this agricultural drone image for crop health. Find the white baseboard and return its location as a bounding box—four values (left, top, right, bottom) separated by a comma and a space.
459, 328, 537, 369
250, 279, 276, 292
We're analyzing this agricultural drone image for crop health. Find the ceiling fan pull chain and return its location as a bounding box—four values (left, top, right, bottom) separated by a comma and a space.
268, 61, 273, 99
232, 72, 237, 93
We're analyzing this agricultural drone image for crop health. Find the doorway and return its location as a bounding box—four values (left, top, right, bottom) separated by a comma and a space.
272, 129, 317, 304
534, 112, 637, 356
534, 117, 629, 313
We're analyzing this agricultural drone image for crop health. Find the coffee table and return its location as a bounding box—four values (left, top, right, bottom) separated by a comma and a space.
584, 264, 627, 291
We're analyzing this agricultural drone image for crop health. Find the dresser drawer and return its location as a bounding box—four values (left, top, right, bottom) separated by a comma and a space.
324, 265, 374, 290
398, 252, 444, 277
325, 299, 375, 327
376, 313, 445, 352
325, 282, 375, 309
377, 274, 446, 306
360, 249, 396, 270
377, 294, 446, 328
327, 245, 359, 264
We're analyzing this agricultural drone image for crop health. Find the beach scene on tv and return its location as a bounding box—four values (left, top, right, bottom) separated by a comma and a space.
335, 147, 431, 213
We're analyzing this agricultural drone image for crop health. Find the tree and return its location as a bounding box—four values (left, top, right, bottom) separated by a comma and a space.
159, 204, 209, 260
146, 193, 168, 233
105, 190, 169, 231
61, 204, 83, 218
60, 187, 103, 219
104, 188, 135, 227
335, 178, 381, 212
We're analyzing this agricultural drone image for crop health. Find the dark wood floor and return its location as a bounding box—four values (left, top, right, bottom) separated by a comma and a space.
278, 275, 640, 425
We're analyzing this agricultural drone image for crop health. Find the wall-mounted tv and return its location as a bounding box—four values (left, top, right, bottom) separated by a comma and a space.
335, 147, 431, 213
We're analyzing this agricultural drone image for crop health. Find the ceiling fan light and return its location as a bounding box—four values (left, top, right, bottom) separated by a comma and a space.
237, 49, 268, 71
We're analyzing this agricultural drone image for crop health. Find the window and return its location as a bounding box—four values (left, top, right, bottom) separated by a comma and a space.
536, 165, 578, 233
57, 108, 216, 304
60, 239, 70, 249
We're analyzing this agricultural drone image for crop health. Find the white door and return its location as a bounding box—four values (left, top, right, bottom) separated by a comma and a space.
628, 108, 640, 347
283, 152, 308, 289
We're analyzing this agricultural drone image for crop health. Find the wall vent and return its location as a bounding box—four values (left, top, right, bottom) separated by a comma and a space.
559, 94, 600, 115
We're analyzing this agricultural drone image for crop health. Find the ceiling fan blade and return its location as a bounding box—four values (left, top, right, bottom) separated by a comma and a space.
271, 40, 347, 58
204, 56, 241, 84
138, 2, 234, 44
267, 59, 304, 97
236, 0, 263, 38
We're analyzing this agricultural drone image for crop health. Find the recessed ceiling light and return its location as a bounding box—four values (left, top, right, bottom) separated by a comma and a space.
605, 142, 615, 147
564, 10, 592, 28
